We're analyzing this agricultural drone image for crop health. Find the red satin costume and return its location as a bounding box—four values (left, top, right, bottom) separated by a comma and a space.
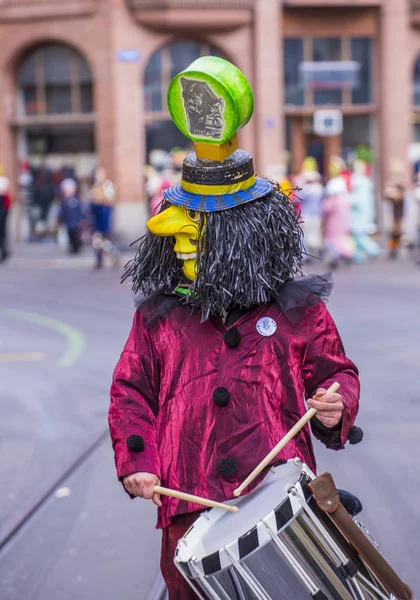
109, 290, 359, 599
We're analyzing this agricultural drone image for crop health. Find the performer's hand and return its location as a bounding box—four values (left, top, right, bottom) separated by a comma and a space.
123, 472, 162, 507
307, 388, 344, 428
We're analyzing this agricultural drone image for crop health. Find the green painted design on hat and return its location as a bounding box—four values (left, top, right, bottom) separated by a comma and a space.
167, 56, 254, 145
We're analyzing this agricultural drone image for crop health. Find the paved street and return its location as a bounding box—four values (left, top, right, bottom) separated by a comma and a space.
0, 243, 419, 598
0, 244, 164, 599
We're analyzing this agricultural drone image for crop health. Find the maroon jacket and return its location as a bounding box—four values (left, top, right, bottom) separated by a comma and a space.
109, 293, 359, 529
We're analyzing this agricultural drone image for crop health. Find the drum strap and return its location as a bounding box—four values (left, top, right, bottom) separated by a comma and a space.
308, 473, 413, 600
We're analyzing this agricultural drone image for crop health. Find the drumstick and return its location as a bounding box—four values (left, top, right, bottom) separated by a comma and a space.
154, 485, 239, 513
233, 382, 341, 497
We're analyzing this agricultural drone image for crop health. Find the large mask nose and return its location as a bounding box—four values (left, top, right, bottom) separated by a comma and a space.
147, 205, 196, 237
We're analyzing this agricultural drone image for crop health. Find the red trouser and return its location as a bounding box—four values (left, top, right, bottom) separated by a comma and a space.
161, 511, 205, 600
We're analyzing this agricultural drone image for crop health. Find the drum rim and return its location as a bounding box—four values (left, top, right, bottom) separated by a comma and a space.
175, 470, 313, 578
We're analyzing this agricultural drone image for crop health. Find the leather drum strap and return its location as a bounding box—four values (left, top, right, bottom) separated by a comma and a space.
308, 473, 413, 600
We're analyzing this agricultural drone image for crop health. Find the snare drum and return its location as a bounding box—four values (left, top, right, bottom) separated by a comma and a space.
175, 459, 404, 600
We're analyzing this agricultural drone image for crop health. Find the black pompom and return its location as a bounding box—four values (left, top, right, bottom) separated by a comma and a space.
338, 489, 363, 516
224, 327, 241, 348
126, 435, 145, 452
348, 426, 364, 445
217, 458, 238, 478
213, 387, 231, 407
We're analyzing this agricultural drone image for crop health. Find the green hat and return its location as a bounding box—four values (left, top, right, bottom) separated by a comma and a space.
164, 56, 272, 212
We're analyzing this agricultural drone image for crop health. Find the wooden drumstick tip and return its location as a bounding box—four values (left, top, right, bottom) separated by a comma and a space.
325, 381, 340, 394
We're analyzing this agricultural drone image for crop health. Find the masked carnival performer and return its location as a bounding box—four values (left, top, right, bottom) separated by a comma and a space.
109, 58, 360, 600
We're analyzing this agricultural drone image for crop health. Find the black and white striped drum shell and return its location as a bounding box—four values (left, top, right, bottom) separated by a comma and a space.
175, 459, 313, 579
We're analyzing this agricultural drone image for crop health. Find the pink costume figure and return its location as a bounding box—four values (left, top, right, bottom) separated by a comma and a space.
150, 178, 172, 216
323, 159, 354, 268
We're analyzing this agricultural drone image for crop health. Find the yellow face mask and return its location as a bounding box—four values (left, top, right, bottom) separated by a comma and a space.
147, 205, 202, 281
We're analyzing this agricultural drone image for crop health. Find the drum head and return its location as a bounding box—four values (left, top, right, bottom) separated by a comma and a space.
176, 460, 305, 564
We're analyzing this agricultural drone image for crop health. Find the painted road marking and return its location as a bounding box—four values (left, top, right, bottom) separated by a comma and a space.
0, 352, 46, 363
0, 308, 85, 368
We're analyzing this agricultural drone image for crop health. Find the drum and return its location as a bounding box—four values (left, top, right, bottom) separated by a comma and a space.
175, 459, 409, 600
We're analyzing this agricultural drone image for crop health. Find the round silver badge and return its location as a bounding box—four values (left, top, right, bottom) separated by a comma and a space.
256, 317, 277, 337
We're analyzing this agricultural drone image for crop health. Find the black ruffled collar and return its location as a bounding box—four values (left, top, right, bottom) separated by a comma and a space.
134, 273, 333, 329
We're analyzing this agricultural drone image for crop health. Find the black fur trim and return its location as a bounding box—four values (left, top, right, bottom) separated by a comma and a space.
126, 435, 145, 452
275, 273, 333, 323
224, 328, 241, 348
213, 387, 231, 407
217, 458, 238, 478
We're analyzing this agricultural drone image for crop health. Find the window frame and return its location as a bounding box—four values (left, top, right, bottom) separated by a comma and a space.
143, 39, 226, 123
17, 44, 94, 118
283, 35, 374, 110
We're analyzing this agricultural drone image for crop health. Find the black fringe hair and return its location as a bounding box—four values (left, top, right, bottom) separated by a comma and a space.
122, 186, 304, 321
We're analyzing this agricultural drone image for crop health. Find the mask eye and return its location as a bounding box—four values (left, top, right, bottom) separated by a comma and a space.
187, 210, 200, 222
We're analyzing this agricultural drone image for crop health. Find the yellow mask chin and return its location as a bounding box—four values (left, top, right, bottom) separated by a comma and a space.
147, 205, 201, 281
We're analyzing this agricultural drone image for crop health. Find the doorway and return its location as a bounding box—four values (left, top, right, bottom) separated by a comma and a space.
15, 43, 96, 240
286, 117, 341, 178
306, 135, 326, 177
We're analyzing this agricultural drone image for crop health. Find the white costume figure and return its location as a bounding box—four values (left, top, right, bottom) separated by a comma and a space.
300, 170, 324, 259
350, 160, 381, 263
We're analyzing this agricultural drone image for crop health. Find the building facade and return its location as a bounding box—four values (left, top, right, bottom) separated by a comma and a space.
0, 0, 418, 239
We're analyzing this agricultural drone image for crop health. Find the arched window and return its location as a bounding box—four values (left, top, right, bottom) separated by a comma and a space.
15, 43, 96, 236
18, 44, 93, 117
144, 40, 226, 156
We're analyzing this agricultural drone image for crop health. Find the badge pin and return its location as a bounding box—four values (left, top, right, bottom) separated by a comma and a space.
256, 317, 277, 337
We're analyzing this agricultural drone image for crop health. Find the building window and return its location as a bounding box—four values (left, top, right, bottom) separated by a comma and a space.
144, 39, 226, 157
18, 44, 93, 117
351, 38, 372, 104
313, 38, 342, 105
284, 37, 373, 108
342, 115, 374, 160
284, 39, 304, 106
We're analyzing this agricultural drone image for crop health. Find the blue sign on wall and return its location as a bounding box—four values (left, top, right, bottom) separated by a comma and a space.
116, 49, 141, 63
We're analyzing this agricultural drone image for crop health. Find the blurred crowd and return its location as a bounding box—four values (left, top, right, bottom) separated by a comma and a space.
144, 147, 190, 216
277, 155, 420, 269
1, 148, 420, 270
56, 167, 120, 269
1, 163, 120, 269
144, 147, 420, 270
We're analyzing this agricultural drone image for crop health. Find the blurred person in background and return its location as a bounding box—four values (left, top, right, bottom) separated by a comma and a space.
147, 148, 190, 216
298, 157, 324, 261
265, 162, 294, 195
0, 171, 12, 263
88, 166, 119, 269
413, 170, 420, 265
265, 163, 298, 215
146, 150, 172, 216
340, 159, 352, 193
383, 160, 405, 260
350, 159, 381, 263
57, 178, 84, 255
323, 156, 354, 269
170, 147, 189, 184
30, 164, 55, 240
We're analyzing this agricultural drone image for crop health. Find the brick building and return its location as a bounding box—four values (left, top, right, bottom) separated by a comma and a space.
0, 0, 418, 239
